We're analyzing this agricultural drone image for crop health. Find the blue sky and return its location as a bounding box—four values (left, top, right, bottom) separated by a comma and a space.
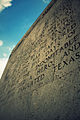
0, 0, 51, 78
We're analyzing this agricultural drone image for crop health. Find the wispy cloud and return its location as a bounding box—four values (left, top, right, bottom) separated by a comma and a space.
0, 0, 12, 12
0, 40, 3, 46
43, 0, 51, 4
3, 53, 7, 57
0, 45, 15, 78
7, 45, 15, 52
0, 58, 8, 78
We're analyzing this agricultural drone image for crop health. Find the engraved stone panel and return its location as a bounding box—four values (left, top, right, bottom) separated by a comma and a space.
0, 0, 80, 120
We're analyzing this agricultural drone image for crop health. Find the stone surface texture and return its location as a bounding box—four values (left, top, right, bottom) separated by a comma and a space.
0, 0, 80, 120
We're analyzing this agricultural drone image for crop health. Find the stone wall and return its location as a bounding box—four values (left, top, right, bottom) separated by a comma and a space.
0, 0, 80, 120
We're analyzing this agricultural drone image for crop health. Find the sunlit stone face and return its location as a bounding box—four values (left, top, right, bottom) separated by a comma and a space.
0, 0, 80, 120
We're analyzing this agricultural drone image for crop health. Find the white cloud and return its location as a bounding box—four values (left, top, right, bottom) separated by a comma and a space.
7, 45, 15, 52
0, 40, 3, 46
0, 0, 12, 12
3, 53, 7, 57
0, 58, 8, 78
43, 0, 51, 4
7, 46, 12, 52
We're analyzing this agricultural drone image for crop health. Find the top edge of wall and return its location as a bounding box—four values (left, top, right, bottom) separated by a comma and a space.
9, 0, 57, 58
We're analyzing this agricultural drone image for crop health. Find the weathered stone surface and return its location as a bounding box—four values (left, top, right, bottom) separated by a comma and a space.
0, 0, 80, 120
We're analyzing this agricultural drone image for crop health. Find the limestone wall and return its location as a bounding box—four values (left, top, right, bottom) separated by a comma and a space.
0, 0, 80, 120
